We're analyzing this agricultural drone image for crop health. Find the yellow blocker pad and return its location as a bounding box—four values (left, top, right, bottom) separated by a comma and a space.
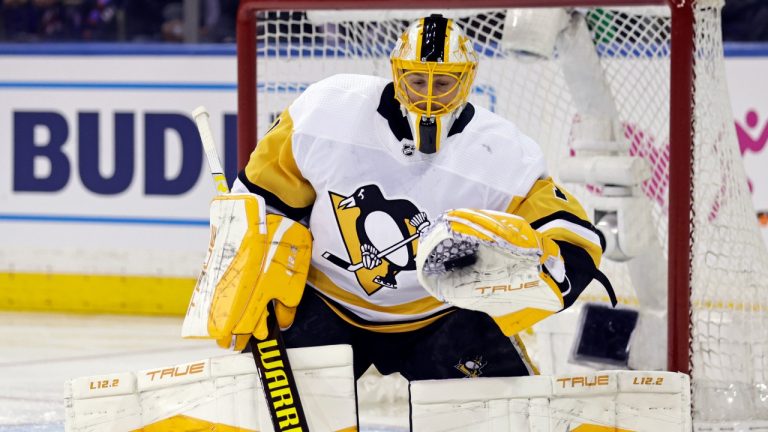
415, 208, 565, 336
182, 194, 312, 350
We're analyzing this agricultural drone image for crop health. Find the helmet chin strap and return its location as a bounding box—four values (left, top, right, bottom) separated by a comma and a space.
404, 108, 461, 154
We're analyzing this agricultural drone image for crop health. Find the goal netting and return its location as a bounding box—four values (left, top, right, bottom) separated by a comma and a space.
237, 0, 768, 428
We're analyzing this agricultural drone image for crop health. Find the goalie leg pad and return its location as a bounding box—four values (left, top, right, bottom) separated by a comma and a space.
410, 371, 691, 432
256, 344, 356, 432
64, 344, 357, 432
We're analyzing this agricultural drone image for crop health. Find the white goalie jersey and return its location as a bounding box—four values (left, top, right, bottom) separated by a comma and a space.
237, 73, 605, 332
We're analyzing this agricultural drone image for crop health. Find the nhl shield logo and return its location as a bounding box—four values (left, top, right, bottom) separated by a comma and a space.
322, 184, 430, 295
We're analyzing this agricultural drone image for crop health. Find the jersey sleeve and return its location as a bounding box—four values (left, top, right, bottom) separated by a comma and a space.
506, 177, 608, 308
237, 108, 316, 221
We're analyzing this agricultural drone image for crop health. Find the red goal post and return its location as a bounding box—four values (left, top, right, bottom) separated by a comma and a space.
235, 0, 767, 426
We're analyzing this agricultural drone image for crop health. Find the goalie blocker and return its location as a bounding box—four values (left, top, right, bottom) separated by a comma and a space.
182, 192, 312, 350
181, 190, 313, 431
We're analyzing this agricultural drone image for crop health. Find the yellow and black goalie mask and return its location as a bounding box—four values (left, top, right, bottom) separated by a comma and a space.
391, 15, 478, 154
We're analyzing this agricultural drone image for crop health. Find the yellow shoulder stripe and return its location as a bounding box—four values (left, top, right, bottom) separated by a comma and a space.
507, 177, 589, 222
507, 178, 601, 267
243, 109, 315, 209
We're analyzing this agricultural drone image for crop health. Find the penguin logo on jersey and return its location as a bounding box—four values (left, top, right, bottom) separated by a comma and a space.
322, 184, 430, 295
455, 356, 487, 378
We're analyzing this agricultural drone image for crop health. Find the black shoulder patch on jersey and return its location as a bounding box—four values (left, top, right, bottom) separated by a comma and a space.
378, 82, 476, 141
237, 171, 313, 221
377, 83, 413, 141
554, 185, 567, 201
447, 103, 475, 137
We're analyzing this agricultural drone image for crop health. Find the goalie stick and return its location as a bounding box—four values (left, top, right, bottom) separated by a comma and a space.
192, 106, 309, 432
322, 220, 429, 272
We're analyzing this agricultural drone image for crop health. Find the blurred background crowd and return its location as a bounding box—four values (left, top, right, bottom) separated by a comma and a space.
0, 0, 766, 43
0, 0, 238, 42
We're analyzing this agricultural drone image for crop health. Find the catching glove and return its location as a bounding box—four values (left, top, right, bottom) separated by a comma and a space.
416, 208, 565, 336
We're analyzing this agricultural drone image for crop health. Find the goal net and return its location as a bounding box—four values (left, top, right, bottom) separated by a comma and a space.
237, 0, 768, 428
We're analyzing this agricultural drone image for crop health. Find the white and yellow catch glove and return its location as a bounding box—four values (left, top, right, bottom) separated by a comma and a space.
182, 193, 312, 351
416, 208, 566, 336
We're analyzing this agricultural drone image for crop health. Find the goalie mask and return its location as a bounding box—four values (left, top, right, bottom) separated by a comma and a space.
391, 14, 478, 154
